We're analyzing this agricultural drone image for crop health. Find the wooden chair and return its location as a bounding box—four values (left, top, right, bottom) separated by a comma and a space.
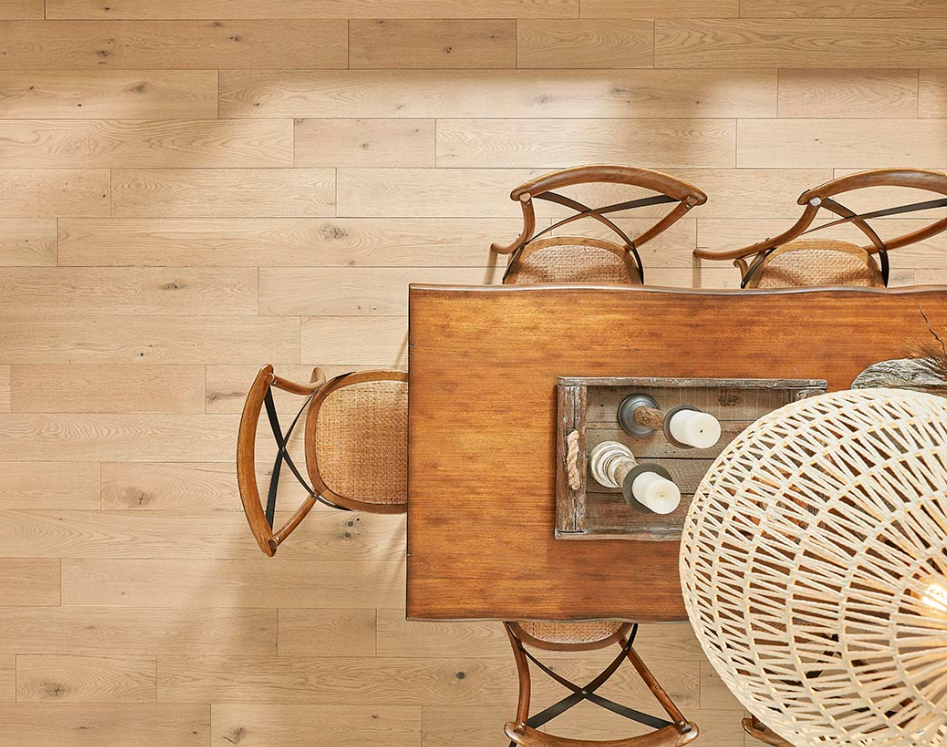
237, 364, 408, 557
503, 621, 699, 747
693, 168, 947, 289
491, 165, 707, 285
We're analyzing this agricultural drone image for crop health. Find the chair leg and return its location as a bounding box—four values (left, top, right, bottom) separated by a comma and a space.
743, 716, 795, 747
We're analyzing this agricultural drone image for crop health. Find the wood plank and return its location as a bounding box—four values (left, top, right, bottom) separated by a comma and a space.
699, 660, 744, 710
338, 168, 831, 219
0, 414, 237, 461
0, 70, 218, 118
350, 20, 516, 69
581, 0, 739, 16
11, 365, 205, 413
158, 654, 698, 707
0, 20, 348, 69
0, 169, 109, 218
0, 316, 299, 364
62, 558, 405, 608
0, 607, 276, 655
436, 118, 736, 168
0, 268, 257, 316
741, 0, 947, 17
0, 0, 43, 18
377, 611, 509, 658
58, 217, 517, 267
0, 462, 100, 509
655, 20, 947, 68
47, 0, 578, 18
517, 19, 653, 68
101, 462, 242, 511
205, 364, 376, 414
0, 119, 293, 168
0, 704, 209, 746
0, 559, 60, 606
301, 316, 408, 366
919, 70, 947, 118
17, 655, 156, 703
111, 169, 335, 218
219, 69, 777, 119
738, 119, 947, 168
260, 267, 503, 316
0, 510, 404, 560
0, 656, 12, 702
278, 609, 377, 657
295, 119, 435, 168
0, 365, 8, 412
0, 219, 57, 266
778, 69, 918, 118
212, 704, 420, 747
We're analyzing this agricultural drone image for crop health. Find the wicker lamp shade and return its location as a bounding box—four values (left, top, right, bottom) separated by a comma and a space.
680, 389, 947, 747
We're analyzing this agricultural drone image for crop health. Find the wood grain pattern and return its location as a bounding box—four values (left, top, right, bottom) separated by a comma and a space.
919, 69, 947, 118
655, 20, 947, 68
110, 168, 335, 218
211, 704, 421, 747
0, 364, 8, 412
11, 364, 206, 413
47, 0, 578, 19
517, 19, 654, 68
57, 217, 517, 267
278, 609, 377, 657
407, 285, 947, 621
740, 0, 947, 18
100, 462, 242, 511
581, 0, 739, 16
0, 656, 12, 702
0, 169, 109, 217
16, 655, 156, 703
0, 219, 58, 266
301, 316, 408, 366
349, 19, 516, 69
436, 118, 736, 168
0, 20, 348, 69
0, 70, 218, 119
0, 704, 209, 746
0, 559, 60, 606
777, 69, 919, 118
0, 462, 100, 509
0, 0, 43, 18
0, 119, 293, 168
219, 69, 777, 119
0, 268, 257, 316
295, 119, 435, 168
0, 316, 299, 363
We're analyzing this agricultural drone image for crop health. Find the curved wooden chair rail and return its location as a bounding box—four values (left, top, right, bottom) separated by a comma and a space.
692, 168, 947, 287
490, 165, 707, 285
502, 622, 699, 747
236, 365, 408, 558
742, 717, 795, 747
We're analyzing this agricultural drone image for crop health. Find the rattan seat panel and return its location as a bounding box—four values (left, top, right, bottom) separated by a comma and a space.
755, 239, 883, 288
315, 380, 408, 505
517, 620, 623, 646
511, 244, 636, 285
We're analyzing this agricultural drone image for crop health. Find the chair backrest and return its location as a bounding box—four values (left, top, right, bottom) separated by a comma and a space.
508, 620, 629, 651
237, 366, 407, 557
694, 168, 947, 288
491, 165, 707, 285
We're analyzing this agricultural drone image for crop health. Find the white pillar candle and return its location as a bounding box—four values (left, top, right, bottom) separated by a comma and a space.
668, 409, 721, 449
630, 470, 681, 515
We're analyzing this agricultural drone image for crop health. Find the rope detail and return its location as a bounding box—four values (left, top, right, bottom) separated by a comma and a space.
566, 429, 582, 491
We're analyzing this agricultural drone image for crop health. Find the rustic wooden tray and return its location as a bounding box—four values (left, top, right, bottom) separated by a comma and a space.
555, 377, 827, 541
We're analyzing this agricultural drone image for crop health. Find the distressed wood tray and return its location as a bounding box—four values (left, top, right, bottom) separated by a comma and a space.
555, 377, 827, 541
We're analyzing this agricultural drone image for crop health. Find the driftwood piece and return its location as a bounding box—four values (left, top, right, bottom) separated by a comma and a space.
851, 358, 947, 393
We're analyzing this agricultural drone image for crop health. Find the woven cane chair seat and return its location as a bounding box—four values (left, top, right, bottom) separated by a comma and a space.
508, 239, 639, 285
515, 620, 624, 647
314, 378, 408, 506
751, 239, 883, 289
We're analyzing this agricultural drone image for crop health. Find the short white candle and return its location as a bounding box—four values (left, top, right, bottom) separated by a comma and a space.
668, 409, 721, 449
630, 470, 681, 515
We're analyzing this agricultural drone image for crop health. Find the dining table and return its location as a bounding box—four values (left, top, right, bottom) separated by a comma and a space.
405, 283, 947, 623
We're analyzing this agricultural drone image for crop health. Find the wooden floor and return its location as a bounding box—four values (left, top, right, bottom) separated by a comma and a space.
2, 1, 947, 745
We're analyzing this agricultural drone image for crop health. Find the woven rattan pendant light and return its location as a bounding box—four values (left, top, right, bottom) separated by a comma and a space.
680, 388, 947, 747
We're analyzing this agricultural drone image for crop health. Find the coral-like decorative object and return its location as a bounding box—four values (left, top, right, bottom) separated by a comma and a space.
681, 389, 947, 747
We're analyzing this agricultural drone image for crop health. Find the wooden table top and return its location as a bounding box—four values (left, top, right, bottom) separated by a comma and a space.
406, 284, 947, 622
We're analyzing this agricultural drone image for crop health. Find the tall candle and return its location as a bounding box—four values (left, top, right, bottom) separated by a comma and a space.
668, 409, 721, 449
589, 441, 681, 515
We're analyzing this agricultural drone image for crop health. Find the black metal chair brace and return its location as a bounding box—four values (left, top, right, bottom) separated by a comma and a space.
506, 623, 684, 747
503, 192, 678, 284
741, 195, 947, 288
261, 373, 354, 527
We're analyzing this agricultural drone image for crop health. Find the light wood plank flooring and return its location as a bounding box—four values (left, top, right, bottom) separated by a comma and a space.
2, 1, 947, 744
